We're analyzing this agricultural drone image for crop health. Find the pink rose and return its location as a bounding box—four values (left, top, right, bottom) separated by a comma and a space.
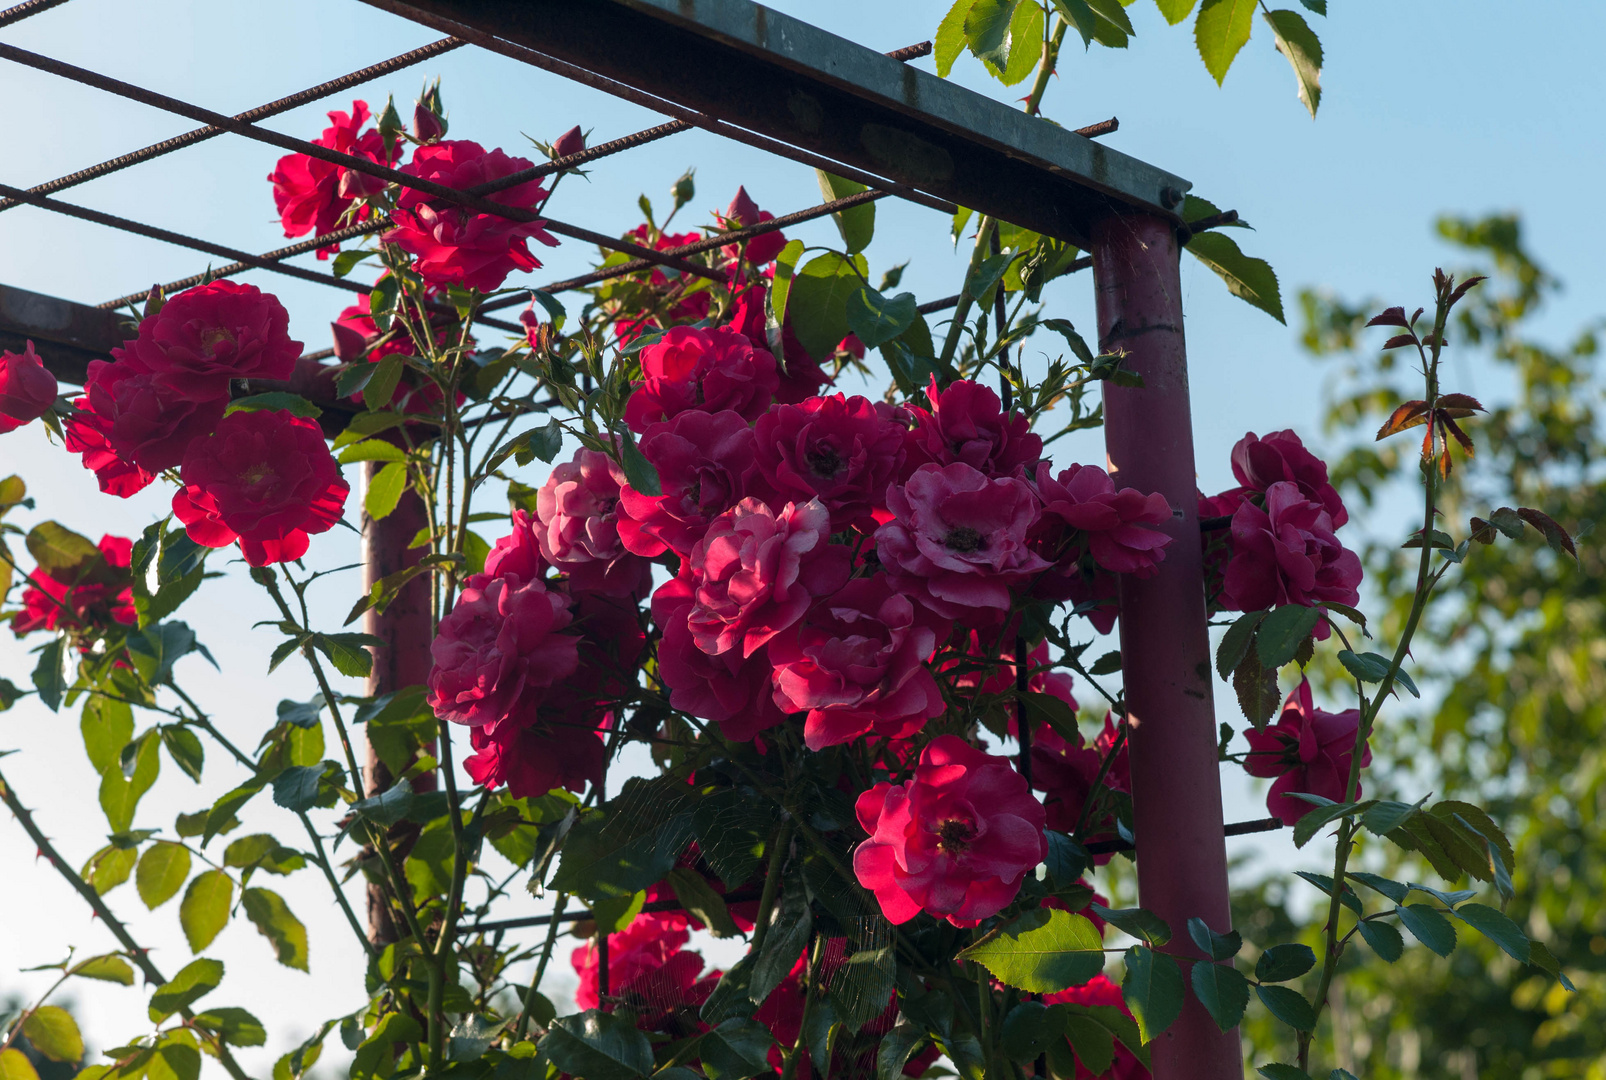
853, 735, 1047, 927
1221, 481, 1362, 611
461, 704, 605, 799
1028, 710, 1129, 856
1032, 462, 1173, 577
0, 341, 57, 433
904, 377, 1042, 479
769, 575, 951, 751
120, 280, 302, 397
726, 283, 833, 404
79, 357, 228, 475
534, 447, 652, 597
268, 100, 395, 259
425, 572, 579, 727
1244, 679, 1370, 826
1230, 429, 1348, 528
720, 186, 788, 266
875, 462, 1050, 620
484, 509, 547, 581
617, 409, 757, 558
753, 394, 907, 530
623, 325, 779, 432
654, 608, 788, 741
383, 140, 559, 292
571, 913, 719, 1028
1044, 975, 1152, 1079
680, 497, 851, 658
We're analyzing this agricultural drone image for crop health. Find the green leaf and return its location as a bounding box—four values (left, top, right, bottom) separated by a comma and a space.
1292, 800, 1367, 849
448, 1015, 509, 1062
1186, 917, 1243, 961
337, 439, 407, 465
1261, 9, 1323, 117
618, 433, 661, 497
136, 842, 191, 910
365, 461, 408, 522
192, 1008, 267, 1048
1001, 0, 1047, 80
691, 790, 773, 889
1360, 799, 1421, 836
22, 1006, 83, 1063
353, 778, 416, 827
0, 1049, 40, 1080
666, 867, 740, 938
1059, 1010, 1117, 1074
1257, 1066, 1314, 1080
590, 890, 645, 935
160, 726, 204, 782
331, 248, 374, 279
1216, 610, 1266, 679
127, 621, 214, 686
1527, 940, 1577, 992
789, 252, 868, 361
958, 907, 1105, 992
1255, 985, 1316, 1031
81, 695, 133, 776
70, 954, 135, 985
311, 632, 380, 678
1356, 919, 1404, 962
32, 637, 65, 712
1233, 647, 1281, 728
1295, 871, 1362, 914
1348, 871, 1409, 904
180, 870, 233, 952
363, 357, 404, 411
750, 878, 814, 1006
99, 730, 159, 833
242, 887, 309, 971
1190, 962, 1249, 1031
149, 957, 224, 1022
225, 392, 322, 420
1054, 0, 1131, 49
1091, 903, 1173, 946
815, 172, 875, 254
935, 0, 976, 76
964, 0, 1020, 71
1121, 946, 1184, 1044
768, 239, 806, 332
352, 1013, 423, 1080
845, 287, 919, 350
875, 1023, 927, 1080
1451, 902, 1531, 963
271, 763, 334, 813
1254, 943, 1316, 982
1194, 0, 1256, 84
1153, 0, 1198, 24
1396, 904, 1457, 957
1185, 230, 1285, 323
1256, 604, 1321, 668
1000, 1001, 1057, 1063
82, 845, 135, 895
699, 1018, 775, 1080
26, 521, 100, 578
539, 1011, 653, 1080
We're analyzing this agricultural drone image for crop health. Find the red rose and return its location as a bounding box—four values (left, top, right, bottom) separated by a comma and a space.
719, 186, 788, 267
1032, 462, 1173, 577
1221, 480, 1362, 612
1044, 974, 1152, 1079
0, 341, 57, 433
624, 325, 779, 432
875, 462, 1050, 620
534, 447, 652, 598
679, 497, 850, 659
171, 409, 350, 566
1028, 709, 1129, 858
1244, 679, 1370, 827
905, 376, 1042, 479
753, 394, 907, 530
726, 283, 834, 404
425, 571, 579, 728
1230, 429, 1348, 528
483, 509, 547, 581
10, 534, 135, 637
79, 356, 228, 474
120, 281, 302, 397
383, 140, 558, 292
63, 402, 154, 498
268, 100, 395, 258
618, 410, 758, 559
571, 913, 719, 1027
769, 575, 949, 751
853, 735, 1047, 926
461, 702, 604, 799
615, 226, 713, 342
654, 607, 788, 741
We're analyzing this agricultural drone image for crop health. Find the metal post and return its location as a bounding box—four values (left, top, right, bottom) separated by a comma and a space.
1091, 213, 1241, 1078
361, 464, 435, 945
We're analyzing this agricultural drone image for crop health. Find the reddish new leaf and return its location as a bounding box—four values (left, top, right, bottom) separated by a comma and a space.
1468, 517, 1496, 545
1377, 400, 1430, 440
1367, 306, 1409, 328
1440, 415, 1475, 455
1517, 508, 1578, 561
1382, 334, 1416, 350
1437, 393, 1486, 415
1449, 275, 1487, 304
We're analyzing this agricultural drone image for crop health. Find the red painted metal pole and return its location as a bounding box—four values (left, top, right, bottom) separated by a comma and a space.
1091, 213, 1242, 1078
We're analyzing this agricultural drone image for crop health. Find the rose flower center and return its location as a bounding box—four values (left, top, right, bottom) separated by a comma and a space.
936, 817, 976, 853
805, 442, 843, 479
200, 326, 236, 353
944, 526, 985, 553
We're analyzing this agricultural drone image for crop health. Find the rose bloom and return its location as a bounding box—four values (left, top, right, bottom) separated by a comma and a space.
425, 571, 579, 728
461, 702, 605, 799
904, 376, 1042, 479
10, 534, 135, 637
655, 609, 789, 741
384, 140, 559, 292
267, 100, 395, 258
483, 508, 546, 581
79, 356, 227, 475
571, 913, 719, 1028
1244, 679, 1371, 827
0, 341, 57, 433
63, 401, 154, 498
1032, 462, 1173, 577
613, 226, 713, 342
624, 325, 780, 432
1221, 480, 1362, 612
875, 462, 1050, 620
726, 283, 833, 404
719, 186, 788, 267
1044, 974, 1152, 1079
618, 409, 758, 558
172, 409, 349, 566
854, 735, 1047, 927
770, 575, 950, 750
1229, 429, 1348, 528
753, 394, 907, 530
332, 292, 416, 363
534, 447, 652, 598
119, 281, 302, 398
677, 497, 851, 659
1028, 709, 1130, 856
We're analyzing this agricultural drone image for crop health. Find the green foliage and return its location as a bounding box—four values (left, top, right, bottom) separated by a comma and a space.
956, 907, 1105, 992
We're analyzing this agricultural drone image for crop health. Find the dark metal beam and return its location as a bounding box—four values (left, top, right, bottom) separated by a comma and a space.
355, 0, 1190, 247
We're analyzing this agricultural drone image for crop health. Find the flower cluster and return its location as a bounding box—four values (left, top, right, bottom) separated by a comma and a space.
1245, 679, 1371, 825
9, 533, 135, 639
268, 99, 399, 259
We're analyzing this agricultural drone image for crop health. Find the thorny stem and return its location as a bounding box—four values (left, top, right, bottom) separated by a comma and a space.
748, 819, 796, 958
513, 892, 568, 1041
779, 932, 825, 1080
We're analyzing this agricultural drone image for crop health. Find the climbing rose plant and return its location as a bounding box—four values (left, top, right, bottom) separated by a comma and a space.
0, 71, 1579, 1080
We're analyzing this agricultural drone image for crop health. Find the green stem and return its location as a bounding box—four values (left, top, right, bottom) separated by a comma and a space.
512, 893, 568, 1041
778, 933, 824, 1080
748, 819, 795, 957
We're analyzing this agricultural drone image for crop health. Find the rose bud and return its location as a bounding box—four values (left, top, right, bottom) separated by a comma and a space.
337, 167, 388, 200
0, 341, 58, 433
413, 102, 446, 143
331, 320, 369, 362
552, 125, 586, 160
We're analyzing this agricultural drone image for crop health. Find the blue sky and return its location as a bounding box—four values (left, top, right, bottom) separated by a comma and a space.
1, 0, 1602, 1068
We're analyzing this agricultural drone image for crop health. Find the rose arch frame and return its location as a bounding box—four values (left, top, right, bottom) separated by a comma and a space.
0, 1, 1271, 1076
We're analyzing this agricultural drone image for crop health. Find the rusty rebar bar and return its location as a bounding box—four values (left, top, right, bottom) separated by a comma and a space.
886, 40, 934, 62
1073, 116, 1119, 139
0, 0, 69, 27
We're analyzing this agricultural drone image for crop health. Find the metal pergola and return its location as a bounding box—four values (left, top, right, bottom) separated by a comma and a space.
0, 2, 1243, 1076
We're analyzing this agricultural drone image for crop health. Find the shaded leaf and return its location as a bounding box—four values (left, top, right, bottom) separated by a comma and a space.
148, 958, 224, 1022
1255, 985, 1316, 1031
1121, 946, 1183, 1044
1262, 9, 1322, 116
1356, 919, 1404, 962
1396, 904, 1457, 957
539, 1011, 652, 1080
22, 1006, 83, 1063
1190, 961, 1249, 1031
1452, 902, 1530, 963
242, 888, 309, 971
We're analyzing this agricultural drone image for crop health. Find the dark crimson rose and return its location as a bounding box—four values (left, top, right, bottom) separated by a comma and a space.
171, 409, 350, 566
651, 579, 788, 741
425, 571, 579, 728
268, 100, 395, 258
875, 462, 1049, 620
853, 735, 1047, 927
1230, 429, 1348, 528
726, 282, 833, 404
534, 447, 652, 597
1244, 679, 1371, 827
0, 341, 57, 433
79, 356, 228, 475
769, 574, 949, 751
905, 376, 1042, 479
1031, 462, 1174, 577
461, 703, 604, 799
120, 280, 302, 397
63, 401, 154, 498
10, 534, 135, 637
571, 913, 719, 1028
483, 509, 546, 581
617, 409, 757, 558
384, 140, 558, 292
720, 186, 788, 266
753, 394, 907, 530
624, 325, 779, 432
551, 125, 586, 159
1221, 480, 1362, 612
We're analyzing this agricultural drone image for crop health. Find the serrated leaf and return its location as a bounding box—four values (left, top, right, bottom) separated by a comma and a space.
179, 870, 233, 953
1255, 943, 1316, 982
1356, 919, 1404, 962
816, 171, 876, 254
957, 907, 1105, 992
1216, 610, 1266, 679
365, 461, 408, 522
242, 887, 309, 971
1121, 946, 1183, 1043
789, 252, 868, 361
1154, 0, 1198, 24
1187, 917, 1243, 961
539, 1011, 653, 1080
1262, 9, 1322, 117
1186, 230, 1284, 323
1348, 871, 1409, 904
699, 1018, 775, 1080
70, 954, 135, 985
22, 1006, 83, 1063
1292, 800, 1366, 849
1396, 904, 1456, 957
136, 842, 191, 910
845, 286, 918, 350
363, 357, 404, 412
0, 1048, 40, 1080
935, 0, 976, 76
149, 958, 224, 1022
1255, 985, 1316, 1031
1194, 0, 1256, 84
1256, 603, 1321, 668
1452, 902, 1530, 963
1233, 648, 1280, 728
225, 392, 322, 420
1293, 870, 1362, 914
618, 433, 661, 497
1092, 903, 1172, 946
1257, 1064, 1313, 1080
964, 0, 1020, 71
192, 1008, 266, 1048
1190, 961, 1249, 1031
